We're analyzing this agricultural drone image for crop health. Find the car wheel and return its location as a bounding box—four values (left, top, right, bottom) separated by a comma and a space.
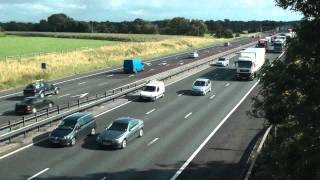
32, 108, 37, 114
48, 103, 53, 108
152, 96, 156, 102
91, 128, 96, 135
54, 89, 59, 95
70, 137, 76, 146
162, 93, 165, 98
40, 93, 45, 98
121, 139, 127, 149
138, 129, 143, 137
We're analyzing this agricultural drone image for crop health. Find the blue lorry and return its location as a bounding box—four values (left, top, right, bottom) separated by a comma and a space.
123, 58, 145, 73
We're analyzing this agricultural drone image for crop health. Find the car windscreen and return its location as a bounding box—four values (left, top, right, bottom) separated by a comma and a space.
124, 60, 133, 68
218, 58, 226, 61
194, 81, 205, 86
109, 122, 128, 131
21, 98, 35, 104
25, 84, 36, 90
59, 118, 77, 129
238, 61, 252, 68
143, 86, 156, 92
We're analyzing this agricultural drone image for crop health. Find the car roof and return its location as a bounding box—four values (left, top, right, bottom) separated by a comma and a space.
64, 112, 92, 121
114, 117, 138, 124
195, 78, 209, 82
146, 80, 163, 86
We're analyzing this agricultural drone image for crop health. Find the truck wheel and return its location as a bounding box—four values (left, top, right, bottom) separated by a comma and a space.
54, 89, 59, 95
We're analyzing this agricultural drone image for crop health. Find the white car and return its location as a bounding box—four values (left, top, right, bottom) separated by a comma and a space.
140, 80, 165, 101
188, 51, 199, 58
216, 57, 229, 67
192, 78, 212, 96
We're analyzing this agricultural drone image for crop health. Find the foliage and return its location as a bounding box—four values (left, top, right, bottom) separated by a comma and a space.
252, 0, 320, 179
215, 28, 234, 38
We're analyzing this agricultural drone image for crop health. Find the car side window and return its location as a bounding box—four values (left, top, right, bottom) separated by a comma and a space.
129, 121, 138, 131
157, 87, 159, 92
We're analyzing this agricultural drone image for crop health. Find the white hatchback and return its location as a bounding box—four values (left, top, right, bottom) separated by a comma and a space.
192, 78, 212, 96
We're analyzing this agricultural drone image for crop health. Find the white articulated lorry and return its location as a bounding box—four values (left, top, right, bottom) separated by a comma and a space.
236, 48, 266, 80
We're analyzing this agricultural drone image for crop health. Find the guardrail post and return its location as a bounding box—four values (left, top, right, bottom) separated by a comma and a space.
120, 87, 123, 92
57, 106, 60, 114
87, 96, 89, 102
105, 91, 108, 97
47, 108, 49, 118
9, 121, 12, 132
68, 102, 70, 109
96, 94, 98, 98
77, 99, 80, 107
22, 117, 25, 127
35, 113, 38, 122
113, 89, 115, 94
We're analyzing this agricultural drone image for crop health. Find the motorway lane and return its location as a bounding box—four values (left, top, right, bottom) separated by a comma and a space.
0, 53, 278, 180
0, 37, 260, 125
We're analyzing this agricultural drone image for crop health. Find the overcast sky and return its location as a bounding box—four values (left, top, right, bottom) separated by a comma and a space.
0, 0, 302, 22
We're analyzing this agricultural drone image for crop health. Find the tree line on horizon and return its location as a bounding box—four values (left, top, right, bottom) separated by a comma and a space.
0, 13, 296, 37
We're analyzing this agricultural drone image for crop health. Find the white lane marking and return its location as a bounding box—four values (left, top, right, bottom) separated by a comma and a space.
107, 74, 114, 77
184, 112, 192, 119
149, 69, 154, 71
159, 63, 167, 66
146, 109, 156, 115
94, 101, 132, 118
98, 82, 109, 87
71, 93, 88, 98
162, 60, 167, 63
178, 94, 183, 96
210, 95, 216, 99
47, 95, 52, 97
170, 80, 260, 180
27, 168, 50, 180
179, 63, 184, 65
0, 92, 21, 99
145, 62, 152, 66
58, 94, 70, 99
147, 138, 159, 146
101, 177, 107, 180
129, 75, 134, 77
225, 83, 231, 87
78, 82, 87, 85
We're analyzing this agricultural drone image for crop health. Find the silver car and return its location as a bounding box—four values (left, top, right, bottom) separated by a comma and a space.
192, 78, 212, 95
96, 117, 144, 149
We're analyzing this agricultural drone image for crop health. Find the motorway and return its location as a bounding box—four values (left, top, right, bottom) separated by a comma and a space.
0, 52, 280, 180
0, 36, 261, 126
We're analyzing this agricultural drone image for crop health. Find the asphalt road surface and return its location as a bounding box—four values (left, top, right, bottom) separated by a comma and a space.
0, 52, 280, 180
0, 36, 262, 126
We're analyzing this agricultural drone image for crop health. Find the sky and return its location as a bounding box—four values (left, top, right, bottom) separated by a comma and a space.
0, 0, 302, 22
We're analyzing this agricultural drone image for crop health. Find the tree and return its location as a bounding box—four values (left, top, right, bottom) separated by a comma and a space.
253, 1, 320, 179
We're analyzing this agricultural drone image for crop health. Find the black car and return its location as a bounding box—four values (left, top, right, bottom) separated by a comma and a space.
48, 112, 96, 146
23, 80, 60, 98
15, 97, 54, 114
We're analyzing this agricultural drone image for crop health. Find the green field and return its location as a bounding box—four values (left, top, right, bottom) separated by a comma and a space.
0, 35, 115, 58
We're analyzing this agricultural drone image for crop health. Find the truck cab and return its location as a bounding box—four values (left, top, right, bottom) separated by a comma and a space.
273, 40, 285, 53
123, 58, 144, 74
140, 80, 165, 101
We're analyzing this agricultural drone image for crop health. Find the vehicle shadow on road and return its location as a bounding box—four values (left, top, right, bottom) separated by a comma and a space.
176, 90, 194, 96
201, 68, 239, 82
81, 135, 118, 151
32, 132, 65, 149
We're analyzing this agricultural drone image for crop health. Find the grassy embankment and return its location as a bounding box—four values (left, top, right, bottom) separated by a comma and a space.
0, 33, 233, 90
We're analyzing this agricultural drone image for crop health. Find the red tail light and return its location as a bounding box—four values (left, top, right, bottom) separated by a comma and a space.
26, 105, 32, 110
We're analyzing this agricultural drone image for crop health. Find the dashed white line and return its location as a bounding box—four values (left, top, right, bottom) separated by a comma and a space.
27, 168, 50, 180
107, 74, 114, 77
179, 63, 184, 65
178, 94, 183, 96
149, 69, 154, 71
146, 108, 156, 115
184, 112, 192, 119
147, 138, 159, 146
98, 82, 109, 86
101, 177, 107, 180
58, 94, 70, 99
78, 82, 87, 85
129, 75, 134, 77
225, 83, 231, 87
210, 95, 216, 99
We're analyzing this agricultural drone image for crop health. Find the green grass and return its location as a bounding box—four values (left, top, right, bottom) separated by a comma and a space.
0, 35, 115, 58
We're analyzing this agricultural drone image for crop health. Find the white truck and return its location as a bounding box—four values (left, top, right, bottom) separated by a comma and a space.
236, 48, 266, 80
140, 80, 165, 101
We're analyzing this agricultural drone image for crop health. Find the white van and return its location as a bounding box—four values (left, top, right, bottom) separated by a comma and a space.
140, 80, 165, 101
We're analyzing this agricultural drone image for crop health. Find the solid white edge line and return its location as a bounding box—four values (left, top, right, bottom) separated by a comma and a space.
210, 95, 216, 99
78, 82, 87, 85
0, 92, 21, 99
58, 94, 70, 99
146, 109, 156, 115
147, 138, 159, 146
170, 80, 260, 180
26, 168, 50, 180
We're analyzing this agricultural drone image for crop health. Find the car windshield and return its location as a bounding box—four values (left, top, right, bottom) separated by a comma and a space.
238, 61, 252, 68
143, 86, 156, 92
194, 81, 205, 86
58, 118, 77, 129
25, 84, 36, 90
109, 122, 128, 131
218, 58, 226, 61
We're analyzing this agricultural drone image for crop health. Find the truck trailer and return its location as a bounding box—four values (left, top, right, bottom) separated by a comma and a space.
236, 48, 266, 80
